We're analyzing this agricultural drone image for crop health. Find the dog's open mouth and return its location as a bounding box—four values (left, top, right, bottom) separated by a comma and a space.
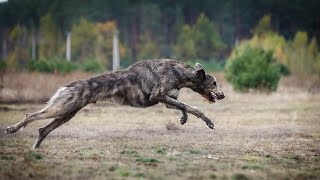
209, 92, 217, 103
202, 92, 216, 103
203, 92, 224, 103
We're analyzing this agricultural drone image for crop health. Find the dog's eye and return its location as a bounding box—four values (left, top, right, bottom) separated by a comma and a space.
213, 82, 217, 86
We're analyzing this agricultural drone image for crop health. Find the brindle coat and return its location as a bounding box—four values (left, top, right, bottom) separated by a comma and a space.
5, 59, 225, 148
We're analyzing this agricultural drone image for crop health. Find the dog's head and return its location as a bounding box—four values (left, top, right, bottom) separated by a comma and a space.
192, 63, 225, 103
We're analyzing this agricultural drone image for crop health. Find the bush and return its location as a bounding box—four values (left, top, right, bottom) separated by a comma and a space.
174, 14, 226, 60
28, 59, 78, 73
53, 59, 78, 73
225, 46, 281, 92
28, 59, 55, 73
0, 60, 7, 70
277, 63, 290, 76
81, 58, 104, 73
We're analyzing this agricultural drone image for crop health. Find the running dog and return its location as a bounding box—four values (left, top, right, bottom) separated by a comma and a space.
5, 59, 225, 148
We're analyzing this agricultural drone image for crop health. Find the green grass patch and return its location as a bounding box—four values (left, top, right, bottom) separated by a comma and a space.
242, 163, 263, 170
243, 154, 261, 162
82, 146, 93, 150
169, 156, 178, 161
265, 154, 272, 158
116, 168, 131, 177
136, 157, 160, 163
24, 151, 44, 161
154, 148, 166, 155
231, 173, 249, 180
109, 165, 119, 172
79, 146, 94, 156
134, 172, 146, 177
189, 149, 202, 154
209, 173, 217, 179
283, 154, 301, 161
120, 149, 138, 156
1, 155, 15, 161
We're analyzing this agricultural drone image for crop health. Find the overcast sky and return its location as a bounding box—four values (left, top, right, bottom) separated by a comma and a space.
0, 0, 8, 3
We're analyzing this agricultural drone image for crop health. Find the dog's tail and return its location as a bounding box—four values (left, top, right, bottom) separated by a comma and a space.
45, 82, 89, 113
46, 87, 69, 108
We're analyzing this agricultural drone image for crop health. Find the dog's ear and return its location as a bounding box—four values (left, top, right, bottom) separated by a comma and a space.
195, 63, 206, 80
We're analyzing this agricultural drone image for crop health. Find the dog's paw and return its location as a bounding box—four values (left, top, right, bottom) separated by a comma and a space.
5, 126, 16, 134
32, 143, 40, 149
180, 116, 187, 125
207, 122, 215, 129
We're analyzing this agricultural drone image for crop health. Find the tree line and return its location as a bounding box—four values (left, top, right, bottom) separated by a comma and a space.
0, 0, 320, 71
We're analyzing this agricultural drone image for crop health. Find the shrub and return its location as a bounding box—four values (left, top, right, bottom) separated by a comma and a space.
53, 59, 78, 73
0, 60, 7, 70
28, 59, 55, 73
225, 46, 281, 92
28, 59, 78, 73
81, 58, 104, 73
277, 63, 290, 76
174, 14, 226, 60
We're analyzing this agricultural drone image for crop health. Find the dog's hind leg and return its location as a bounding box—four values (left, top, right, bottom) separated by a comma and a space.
5, 87, 78, 134
33, 110, 78, 149
5, 106, 61, 134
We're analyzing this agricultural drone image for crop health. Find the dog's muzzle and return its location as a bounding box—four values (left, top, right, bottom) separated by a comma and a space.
209, 91, 225, 103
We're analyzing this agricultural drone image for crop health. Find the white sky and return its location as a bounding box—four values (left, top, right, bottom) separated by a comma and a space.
0, 0, 8, 3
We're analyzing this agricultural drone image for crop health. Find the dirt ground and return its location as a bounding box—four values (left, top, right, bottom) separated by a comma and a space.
0, 72, 320, 179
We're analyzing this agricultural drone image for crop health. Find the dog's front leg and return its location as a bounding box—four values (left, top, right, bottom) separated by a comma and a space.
165, 104, 188, 125
153, 96, 214, 129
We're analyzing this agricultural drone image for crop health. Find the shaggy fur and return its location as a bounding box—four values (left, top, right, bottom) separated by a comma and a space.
5, 59, 225, 148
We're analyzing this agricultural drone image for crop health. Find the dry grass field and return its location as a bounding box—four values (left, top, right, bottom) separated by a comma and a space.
0, 72, 320, 179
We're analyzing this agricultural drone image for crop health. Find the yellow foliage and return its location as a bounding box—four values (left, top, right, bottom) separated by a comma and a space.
274, 45, 287, 65
230, 33, 287, 65
6, 52, 18, 68
252, 14, 272, 36
292, 31, 308, 49
7, 25, 29, 68
308, 37, 318, 57
138, 32, 160, 60
9, 25, 23, 41
39, 13, 63, 59
289, 31, 309, 75
230, 15, 320, 77
173, 25, 196, 60
315, 54, 320, 77
72, 17, 99, 61
95, 21, 127, 67
96, 21, 116, 34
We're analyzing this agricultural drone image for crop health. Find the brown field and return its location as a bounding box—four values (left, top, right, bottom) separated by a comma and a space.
0, 72, 320, 179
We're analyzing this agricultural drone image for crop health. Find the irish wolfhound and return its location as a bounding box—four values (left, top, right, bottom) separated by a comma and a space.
5, 59, 225, 148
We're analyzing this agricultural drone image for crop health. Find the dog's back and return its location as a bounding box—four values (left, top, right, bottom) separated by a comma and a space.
81, 59, 194, 107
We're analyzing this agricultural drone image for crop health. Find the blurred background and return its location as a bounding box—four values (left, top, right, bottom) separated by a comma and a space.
1, 0, 320, 70
0, 0, 320, 102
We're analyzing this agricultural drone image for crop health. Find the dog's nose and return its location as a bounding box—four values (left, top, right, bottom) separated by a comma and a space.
219, 92, 225, 99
